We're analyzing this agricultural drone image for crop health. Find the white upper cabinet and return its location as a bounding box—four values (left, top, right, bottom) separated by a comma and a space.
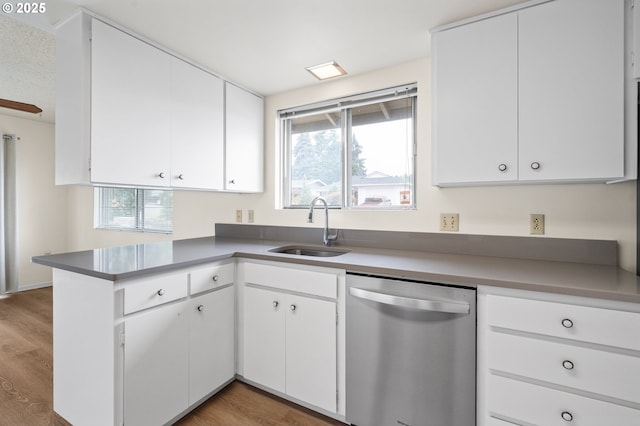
91, 19, 173, 188
432, 13, 518, 184
432, 0, 629, 186
225, 82, 264, 192
518, 0, 624, 181
170, 58, 224, 190
55, 11, 262, 192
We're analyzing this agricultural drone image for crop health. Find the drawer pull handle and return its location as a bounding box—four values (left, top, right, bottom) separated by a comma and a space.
273, 301, 279, 308
290, 304, 297, 312
561, 318, 573, 328
561, 411, 573, 422
562, 360, 574, 370
197, 305, 204, 312
157, 289, 165, 296
212, 275, 219, 282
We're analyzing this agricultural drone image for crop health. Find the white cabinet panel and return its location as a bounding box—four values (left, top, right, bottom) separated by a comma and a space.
518, 0, 625, 181
243, 286, 286, 393
432, 13, 518, 185
123, 271, 188, 314
189, 286, 235, 404
170, 59, 224, 190
124, 301, 189, 426
286, 294, 337, 412
90, 19, 172, 187
489, 375, 640, 426
489, 332, 640, 404
487, 294, 640, 351
225, 83, 264, 192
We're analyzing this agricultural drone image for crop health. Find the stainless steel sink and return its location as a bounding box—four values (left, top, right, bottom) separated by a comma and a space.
269, 245, 350, 257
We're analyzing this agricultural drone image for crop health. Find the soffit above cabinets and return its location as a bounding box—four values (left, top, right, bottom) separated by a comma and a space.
1, 0, 530, 124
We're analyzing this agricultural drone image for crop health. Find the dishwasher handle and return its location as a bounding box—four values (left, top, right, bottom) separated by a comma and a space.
349, 287, 470, 315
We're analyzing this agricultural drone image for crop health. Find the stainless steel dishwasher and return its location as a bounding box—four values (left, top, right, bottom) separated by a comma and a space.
346, 273, 476, 426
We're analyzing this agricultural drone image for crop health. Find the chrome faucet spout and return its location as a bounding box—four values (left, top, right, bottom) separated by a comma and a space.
308, 196, 339, 246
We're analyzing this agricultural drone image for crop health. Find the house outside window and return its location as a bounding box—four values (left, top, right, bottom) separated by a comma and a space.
280, 84, 417, 209
94, 187, 173, 233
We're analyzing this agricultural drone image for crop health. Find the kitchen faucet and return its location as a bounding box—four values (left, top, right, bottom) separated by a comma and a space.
308, 196, 339, 246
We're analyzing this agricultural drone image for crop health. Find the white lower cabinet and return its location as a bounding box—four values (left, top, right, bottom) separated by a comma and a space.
240, 261, 344, 416
478, 286, 640, 425
122, 267, 235, 425
188, 286, 235, 405
124, 301, 189, 426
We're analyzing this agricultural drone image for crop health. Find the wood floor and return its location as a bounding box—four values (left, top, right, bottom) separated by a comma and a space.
0, 287, 344, 426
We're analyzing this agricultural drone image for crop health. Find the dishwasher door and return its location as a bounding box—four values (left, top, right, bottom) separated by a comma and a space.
346, 273, 476, 426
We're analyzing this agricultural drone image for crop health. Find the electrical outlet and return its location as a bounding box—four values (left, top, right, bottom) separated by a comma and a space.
247, 209, 254, 223
440, 213, 459, 232
530, 213, 545, 235
236, 209, 243, 223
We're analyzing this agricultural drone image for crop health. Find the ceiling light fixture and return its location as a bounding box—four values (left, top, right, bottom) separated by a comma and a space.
305, 61, 347, 80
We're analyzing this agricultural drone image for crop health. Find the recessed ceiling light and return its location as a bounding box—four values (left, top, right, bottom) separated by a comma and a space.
305, 61, 347, 80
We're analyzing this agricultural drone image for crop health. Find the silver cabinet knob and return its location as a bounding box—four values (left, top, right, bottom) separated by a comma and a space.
498, 163, 507, 172
290, 304, 297, 311
561, 411, 573, 422
229, 179, 235, 185
273, 301, 279, 308
561, 318, 574, 328
562, 360, 574, 370
212, 275, 219, 282
197, 304, 204, 312
158, 172, 166, 179
530, 161, 541, 170
157, 289, 165, 296
177, 174, 184, 180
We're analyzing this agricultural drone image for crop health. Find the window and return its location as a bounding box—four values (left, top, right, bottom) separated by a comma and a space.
280, 84, 416, 209
94, 187, 173, 233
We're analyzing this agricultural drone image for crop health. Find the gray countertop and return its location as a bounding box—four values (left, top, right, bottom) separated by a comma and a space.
32, 233, 640, 304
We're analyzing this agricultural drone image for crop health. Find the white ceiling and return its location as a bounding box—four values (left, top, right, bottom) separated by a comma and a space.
1, 0, 529, 123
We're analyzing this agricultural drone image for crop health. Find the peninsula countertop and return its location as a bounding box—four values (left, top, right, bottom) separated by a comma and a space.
32, 234, 640, 304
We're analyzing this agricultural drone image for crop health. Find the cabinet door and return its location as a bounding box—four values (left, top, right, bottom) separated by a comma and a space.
91, 19, 172, 187
432, 13, 518, 185
243, 286, 285, 393
518, 0, 624, 181
171, 58, 224, 190
225, 83, 264, 192
285, 294, 337, 413
189, 286, 235, 405
124, 302, 188, 426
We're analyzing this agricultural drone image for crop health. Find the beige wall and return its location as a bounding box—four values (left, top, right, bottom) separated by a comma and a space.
65, 58, 637, 273
0, 114, 69, 289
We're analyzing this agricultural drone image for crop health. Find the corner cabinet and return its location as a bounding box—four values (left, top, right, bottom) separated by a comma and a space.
55, 11, 263, 192
477, 286, 640, 425
432, 0, 631, 186
51, 261, 235, 426
237, 260, 346, 417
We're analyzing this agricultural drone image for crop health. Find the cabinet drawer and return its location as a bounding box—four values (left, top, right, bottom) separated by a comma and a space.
124, 272, 188, 314
488, 375, 640, 426
489, 332, 640, 404
244, 263, 337, 299
190, 262, 234, 295
487, 295, 640, 351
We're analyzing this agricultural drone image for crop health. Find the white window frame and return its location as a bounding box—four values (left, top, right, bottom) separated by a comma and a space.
279, 83, 417, 209
94, 187, 173, 234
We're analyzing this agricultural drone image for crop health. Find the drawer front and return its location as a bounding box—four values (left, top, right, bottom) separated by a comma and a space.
190, 262, 234, 295
124, 272, 188, 314
244, 262, 337, 299
488, 375, 640, 426
487, 295, 640, 351
489, 331, 640, 404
